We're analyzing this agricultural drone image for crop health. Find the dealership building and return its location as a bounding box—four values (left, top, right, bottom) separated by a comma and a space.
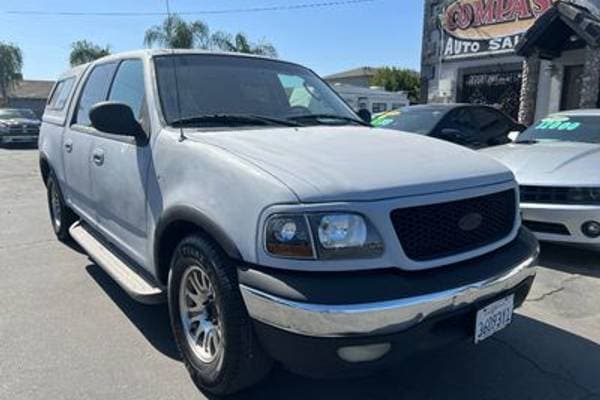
420, 0, 600, 124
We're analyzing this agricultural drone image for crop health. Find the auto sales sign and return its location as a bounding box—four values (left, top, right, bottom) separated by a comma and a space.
442, 0, 556, 59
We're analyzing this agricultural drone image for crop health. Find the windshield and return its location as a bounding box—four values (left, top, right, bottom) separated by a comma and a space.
154, 54, 357, 127
0, 109, 37, 120
371, 108, 446, 134
517, 115, 600, 144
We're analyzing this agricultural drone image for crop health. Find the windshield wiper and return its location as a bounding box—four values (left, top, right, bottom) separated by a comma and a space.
287, 114, 370, 127
171, 113, 301, 128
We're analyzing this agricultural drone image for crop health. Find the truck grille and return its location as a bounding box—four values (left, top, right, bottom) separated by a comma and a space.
7, 125, 39, 135
391, 189, 516, 261
520, 185, 600, 205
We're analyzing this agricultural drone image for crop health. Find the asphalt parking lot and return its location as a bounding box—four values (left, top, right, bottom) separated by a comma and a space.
1, 146, 599, 400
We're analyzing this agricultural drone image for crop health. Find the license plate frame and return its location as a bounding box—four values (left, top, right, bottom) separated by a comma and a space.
474, 294, 514, 344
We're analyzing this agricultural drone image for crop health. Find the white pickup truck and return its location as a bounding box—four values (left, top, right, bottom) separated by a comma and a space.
39, 50, 538, 395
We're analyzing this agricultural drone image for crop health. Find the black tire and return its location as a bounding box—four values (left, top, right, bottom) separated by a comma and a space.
46, 171, 77, 242
168, 235, 273, 396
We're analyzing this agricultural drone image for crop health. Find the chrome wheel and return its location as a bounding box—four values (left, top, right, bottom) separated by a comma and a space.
50, 182, 62, 231
179, 266, 223, 363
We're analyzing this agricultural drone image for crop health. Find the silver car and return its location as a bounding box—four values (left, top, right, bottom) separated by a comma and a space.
39, 50, 538, 395
483, 110, 600, 248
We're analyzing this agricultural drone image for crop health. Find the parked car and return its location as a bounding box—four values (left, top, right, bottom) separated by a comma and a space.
483, 110, 600, 248
39, 50, 538, 396
0, 108, 42, 146
371, 104, 525, 149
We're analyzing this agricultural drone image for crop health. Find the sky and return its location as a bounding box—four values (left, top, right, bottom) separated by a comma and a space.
0, 0, 424, 81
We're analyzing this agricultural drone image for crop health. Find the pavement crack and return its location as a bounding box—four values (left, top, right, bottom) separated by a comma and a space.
493, 337, 598, 397
526, 275, 582, 303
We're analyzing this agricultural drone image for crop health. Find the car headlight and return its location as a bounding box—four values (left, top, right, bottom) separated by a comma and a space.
265, 213, 383, 260
265, 215, 314, 259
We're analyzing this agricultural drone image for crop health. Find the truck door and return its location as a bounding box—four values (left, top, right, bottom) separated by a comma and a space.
89, 59, 151, 266
63, 62, 117, 225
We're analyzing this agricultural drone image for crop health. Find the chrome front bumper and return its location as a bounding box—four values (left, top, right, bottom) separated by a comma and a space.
240, 253, 538, 338
522, 202, 600, 245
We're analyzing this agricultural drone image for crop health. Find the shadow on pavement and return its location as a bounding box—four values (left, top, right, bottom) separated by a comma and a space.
233, 315, 600, 400
540, 242, 600, 279
85, 263, 181, 361
83, 261, 600, 400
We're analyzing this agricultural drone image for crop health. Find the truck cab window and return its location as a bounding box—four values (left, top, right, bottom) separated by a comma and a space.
108, 60, 146, 119
74, 63, 117, 126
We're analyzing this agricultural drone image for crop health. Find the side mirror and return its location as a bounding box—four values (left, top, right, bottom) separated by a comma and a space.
507, 131, 520, 142
89, 101, 144, 137
357, 109, 372, 124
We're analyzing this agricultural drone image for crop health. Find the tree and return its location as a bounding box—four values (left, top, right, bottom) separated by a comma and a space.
143, 14, 278, 57
370, 67, 421, 103
0, 42, 23, 106
144, 15, 210, 49
211, 31, 278, 57
70, 40, 111, 67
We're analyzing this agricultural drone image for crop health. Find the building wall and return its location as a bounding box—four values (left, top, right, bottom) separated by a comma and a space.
331, 84, 409, 113
533, 49, 586, 120
421, 0, 556, 120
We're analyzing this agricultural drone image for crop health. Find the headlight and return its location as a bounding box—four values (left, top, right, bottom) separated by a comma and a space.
265, 212, 383, 260
265, 215, 314, 259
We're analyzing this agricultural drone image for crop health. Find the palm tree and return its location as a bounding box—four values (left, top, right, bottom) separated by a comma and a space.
0, 42, 23, 106
144, 15, 210, 49
211, 31, 278, 57
70, 40, 111, 67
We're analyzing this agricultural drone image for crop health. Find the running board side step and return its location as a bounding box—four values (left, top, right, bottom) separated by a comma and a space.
69, 222, 166, 304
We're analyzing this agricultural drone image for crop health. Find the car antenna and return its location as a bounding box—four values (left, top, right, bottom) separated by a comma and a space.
165, 0, 186, 142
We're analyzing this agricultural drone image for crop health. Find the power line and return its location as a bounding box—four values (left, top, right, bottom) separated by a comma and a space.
2, 0, 377, 17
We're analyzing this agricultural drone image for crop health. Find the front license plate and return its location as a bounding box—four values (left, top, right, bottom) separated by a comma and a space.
474, 294, 514, 344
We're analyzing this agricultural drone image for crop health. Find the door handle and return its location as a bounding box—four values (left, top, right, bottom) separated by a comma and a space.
64, 140, 73, 153
92, 149, 105, 166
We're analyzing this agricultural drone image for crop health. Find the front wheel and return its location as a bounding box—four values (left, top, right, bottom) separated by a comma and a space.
168, 235, 272, 396
46, 171, 77, 241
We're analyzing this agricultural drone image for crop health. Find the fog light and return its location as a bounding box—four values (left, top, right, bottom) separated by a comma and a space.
337, 343, 391, 363
582, 221, 600, 238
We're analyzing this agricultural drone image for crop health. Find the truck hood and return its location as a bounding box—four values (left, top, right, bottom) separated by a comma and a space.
482, 141, 600, 186
190, 126, 514, 202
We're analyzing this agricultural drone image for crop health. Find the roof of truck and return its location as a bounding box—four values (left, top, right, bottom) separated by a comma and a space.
58, 49, 293, 79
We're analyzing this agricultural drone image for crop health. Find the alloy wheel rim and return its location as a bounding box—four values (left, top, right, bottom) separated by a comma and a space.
179, 265, 223, 363
50, 183, 62, 231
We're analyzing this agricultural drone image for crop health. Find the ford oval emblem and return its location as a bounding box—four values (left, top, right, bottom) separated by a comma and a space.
458, 212, 483, 232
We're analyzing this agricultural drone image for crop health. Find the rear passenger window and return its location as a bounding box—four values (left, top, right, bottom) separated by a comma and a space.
74, 63, 117, 126
48, 77, 75, 110
108, 60, 146, 119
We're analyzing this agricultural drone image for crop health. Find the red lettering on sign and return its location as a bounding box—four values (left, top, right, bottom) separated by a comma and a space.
444, 0, 555, 32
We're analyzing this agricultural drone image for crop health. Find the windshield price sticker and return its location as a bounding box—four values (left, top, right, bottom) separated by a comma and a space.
536, 117, 581, 131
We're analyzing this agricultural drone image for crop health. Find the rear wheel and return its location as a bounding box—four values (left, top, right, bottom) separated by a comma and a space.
46, 171, 77, 241
168, 235, 272, 396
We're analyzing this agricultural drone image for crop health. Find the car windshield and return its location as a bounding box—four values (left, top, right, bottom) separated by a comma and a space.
517, 115, 600, 144
371, 108, 447, 134
0, 109, 37, 119
154, 54, 358, 128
